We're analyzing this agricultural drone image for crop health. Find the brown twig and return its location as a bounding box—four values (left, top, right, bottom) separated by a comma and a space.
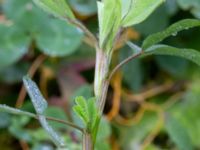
106, 72, 122, 121
115, 107, 145, 126
16, 54, 47, 108
44, 116, 83, 132
141, 111, 164, 150
123, 81, 174, 102
66, 17, 98, 49
19, 140, 30, 150
108, 51, 143, 82
163, 92, 184, 109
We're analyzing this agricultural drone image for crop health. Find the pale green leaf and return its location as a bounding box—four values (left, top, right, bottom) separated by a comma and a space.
38, 115, 65, 147
75, 97, 88, 116
33, 0, 74, 20
73, 105, 89, 125
142, 19, 200, 49
0, 104, 35, 118
165, 114, 194, 150
74, 96, 90, 124
122, 0, 164, 27
73, 96, 99, 133
144, 44, 200, 66
98, 0, 121, 51
87, 97, 98, 130
23, 76, 48, 114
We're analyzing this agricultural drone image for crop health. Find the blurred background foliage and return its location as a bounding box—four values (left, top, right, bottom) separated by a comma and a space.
0, 0, 200, 149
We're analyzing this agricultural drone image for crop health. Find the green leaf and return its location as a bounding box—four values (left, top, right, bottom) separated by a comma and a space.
177, 0, 200, 18
3, 0, 49, 33
169, 80, 200, 146
165, 114, 194, 150
23, 76, 48, 114
142, 19, 200, 49
23, 76, 65, 147
98, 0, 121, 51
44, 107, 68, 129
155, 56, 189, 77
121, 0, 164, 27
144, 44, 200, 66
0, 104, 36, 118
0, 113, 11, 128
36, 19, 83, 57
38, 115, 65, 147
69, 0, 97, 16
73, 105, 89, 126
33, 0, 75, 20
0, 24, 30, 71
73, 96, 89, 124
73, 96, 99, 133
3, 0, 82, 57
87, 97, 98, 130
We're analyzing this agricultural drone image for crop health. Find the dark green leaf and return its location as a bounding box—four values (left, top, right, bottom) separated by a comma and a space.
0, 24, 30, 70
142, 19, 200, 49
144, 44, 200, 66
155, 55, 189, 77
3, 0, 83, 57
177, 0, 200, 18
69, 0, 97, 16
165, 114, 194, 150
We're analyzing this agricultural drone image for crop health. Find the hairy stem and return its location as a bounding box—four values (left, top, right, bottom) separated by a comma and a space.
94, 50, 110, 114
83, 131, 93, 150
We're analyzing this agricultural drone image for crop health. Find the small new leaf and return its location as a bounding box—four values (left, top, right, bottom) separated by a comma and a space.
73, 96, 99, 132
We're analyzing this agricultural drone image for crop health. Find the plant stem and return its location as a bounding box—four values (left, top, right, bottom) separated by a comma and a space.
94, 50, 110, 114
108, 51, 143, 82
83, 131, 93, 150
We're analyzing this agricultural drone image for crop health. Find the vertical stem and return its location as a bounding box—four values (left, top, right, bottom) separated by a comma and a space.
82, 48, 111, 150
94, 49, 110, 114
83, 131, 93, 150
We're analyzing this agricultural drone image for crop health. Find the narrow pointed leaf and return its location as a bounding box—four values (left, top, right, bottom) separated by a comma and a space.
0, 104, 36, 118
144, 44, 200, 66
33, 0, 75, 20
142, 19, 200, 49
23, 76, 48, 114
38, 115, 65, 147
121, 0, 164, 27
